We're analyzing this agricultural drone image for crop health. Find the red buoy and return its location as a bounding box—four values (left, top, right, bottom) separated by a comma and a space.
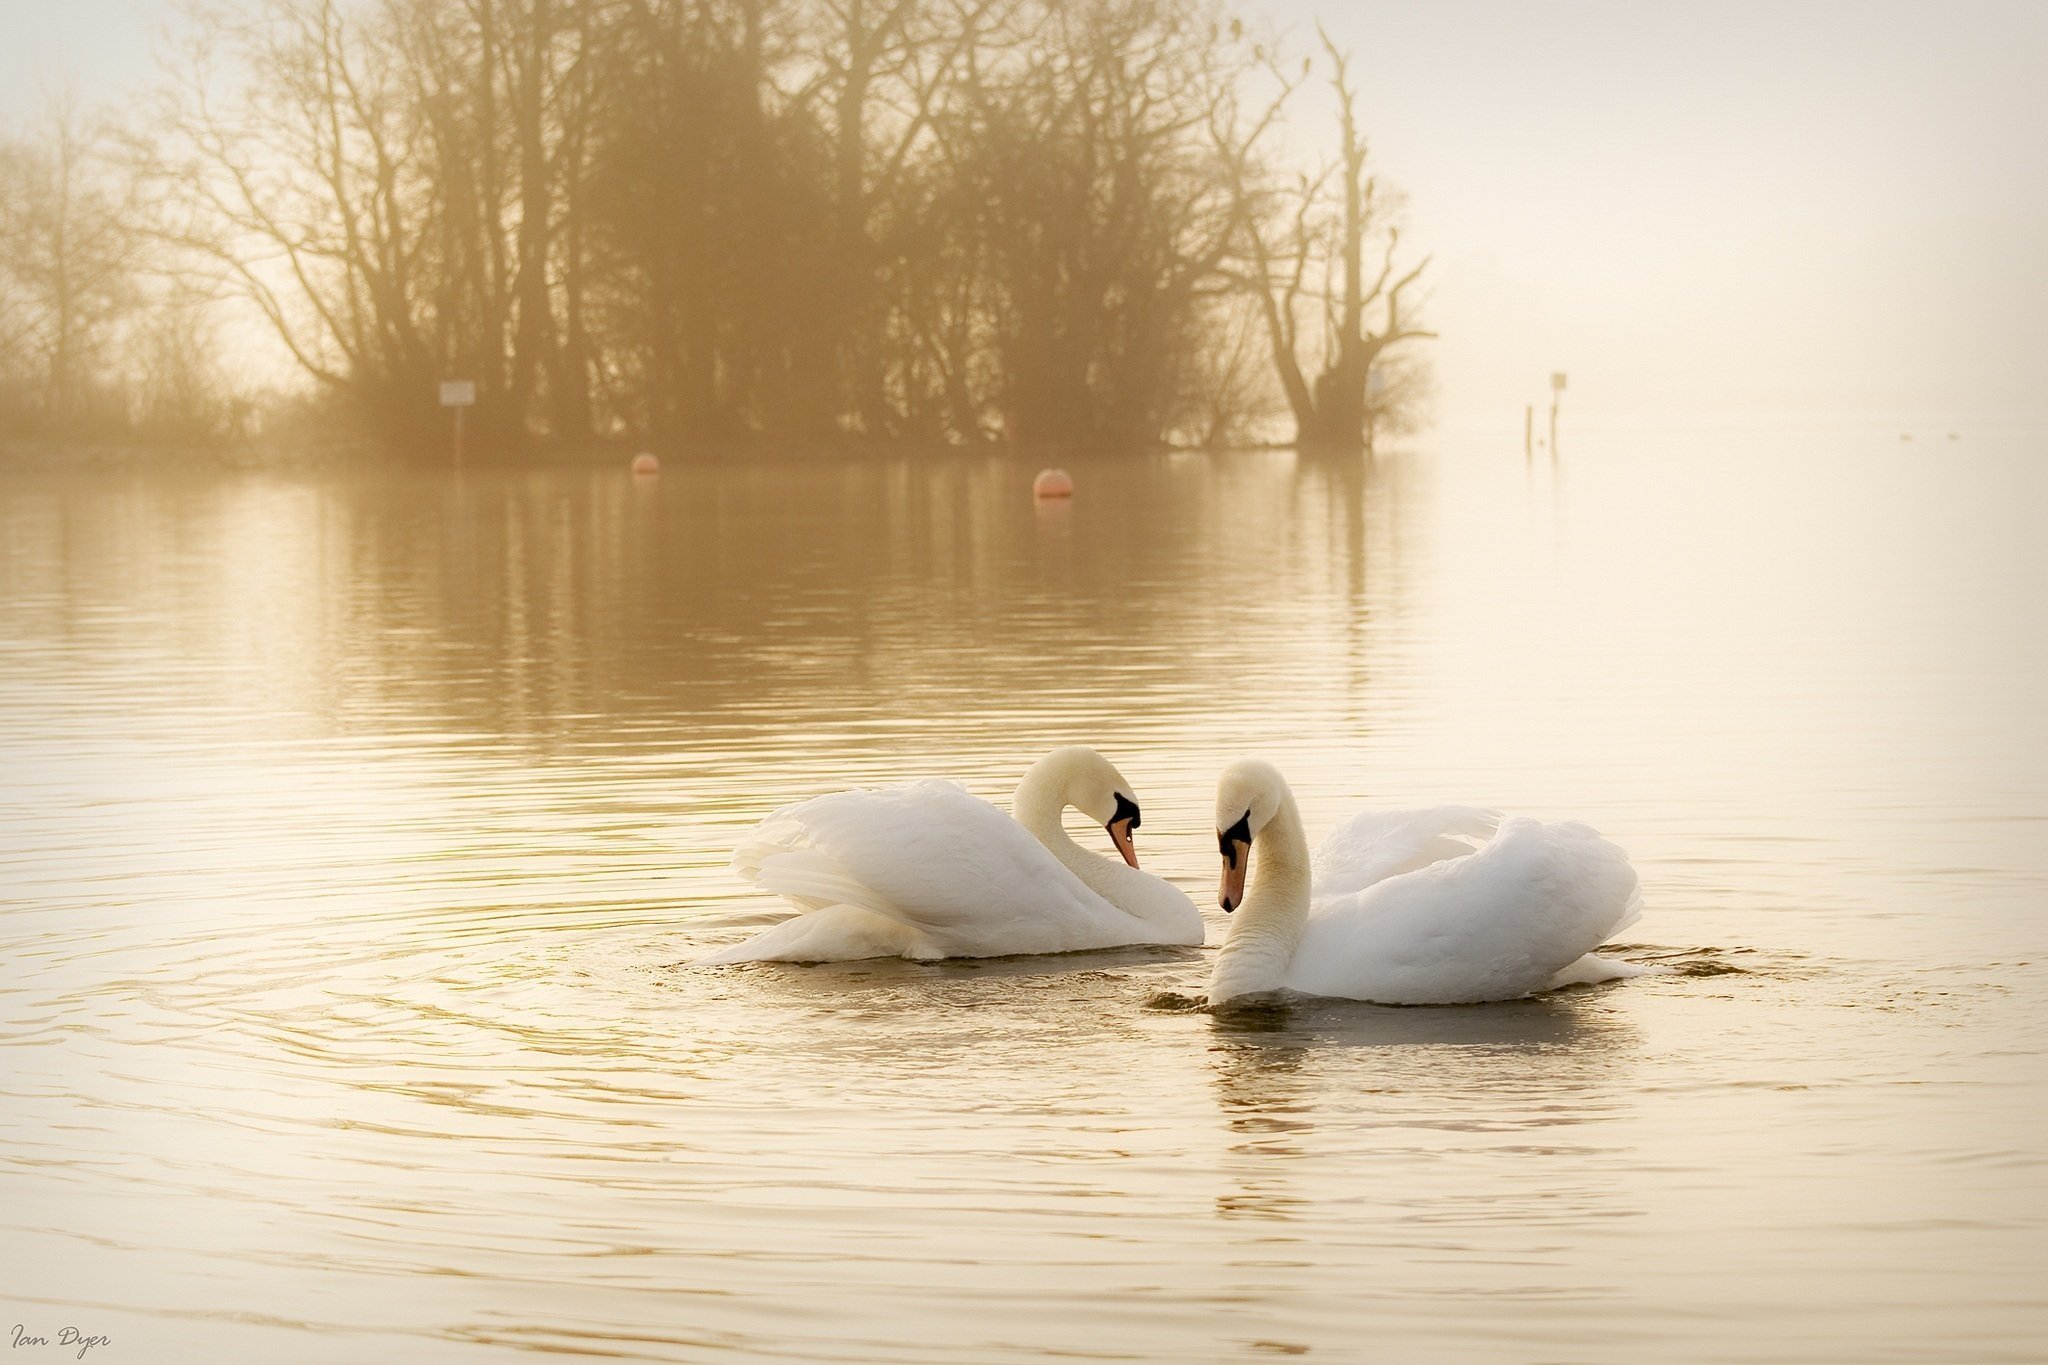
1032, 467, 1074, 499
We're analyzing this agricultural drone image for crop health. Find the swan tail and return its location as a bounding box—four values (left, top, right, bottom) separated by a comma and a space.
700, 902, 936, 963
729, 808, 941, 939
750, 848, 891, 918
713, 781, 1043, 962
730, 797, 926, 923
1540, 820, 1643, 943
731, 814, 809, 885
1612, 882, 1645, 937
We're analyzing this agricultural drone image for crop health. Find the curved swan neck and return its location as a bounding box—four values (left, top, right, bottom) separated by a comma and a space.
1210, 792, 1312, 1006
1011, 760, 1109, 887
1011, 759, 1175, 925
1011, 762, 1073, 846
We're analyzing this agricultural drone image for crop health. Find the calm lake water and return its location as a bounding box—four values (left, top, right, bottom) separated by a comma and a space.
3, 427, 2046, 1362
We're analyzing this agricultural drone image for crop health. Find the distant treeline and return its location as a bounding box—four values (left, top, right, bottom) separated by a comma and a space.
0, 0, 1433, 459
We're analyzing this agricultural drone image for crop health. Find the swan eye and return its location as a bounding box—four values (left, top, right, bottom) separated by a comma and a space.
1111, 792, 1140, 830
1218, 811, 1252, 867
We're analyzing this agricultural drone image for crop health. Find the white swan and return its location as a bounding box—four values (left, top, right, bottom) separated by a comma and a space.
703, 747, 1204, 963
1207, 760, 1643, 1009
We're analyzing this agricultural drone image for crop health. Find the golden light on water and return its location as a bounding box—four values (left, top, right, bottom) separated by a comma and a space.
5, 427, 2048, 1357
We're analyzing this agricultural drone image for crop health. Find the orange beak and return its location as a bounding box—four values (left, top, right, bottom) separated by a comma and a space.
1219, 840, 1249, 912
1107, 818, 1140, 869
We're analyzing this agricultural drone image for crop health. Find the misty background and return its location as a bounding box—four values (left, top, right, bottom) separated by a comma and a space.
3, 0, 2044, 456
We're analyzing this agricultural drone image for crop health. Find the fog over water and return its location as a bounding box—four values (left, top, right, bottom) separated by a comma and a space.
6, 0, 2044, 422
3, 432, 2045, 1360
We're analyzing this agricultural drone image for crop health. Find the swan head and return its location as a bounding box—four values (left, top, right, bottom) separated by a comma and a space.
1213, 759, 1291, 912
1025, 746, 1145, 868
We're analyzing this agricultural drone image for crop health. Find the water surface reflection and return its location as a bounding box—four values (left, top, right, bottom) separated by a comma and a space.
4, 433, 2047, 1361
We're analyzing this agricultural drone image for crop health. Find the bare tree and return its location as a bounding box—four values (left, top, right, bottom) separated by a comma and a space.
791, 0, 1005, 438
933, 0, 1247, 451
1177, 294, 1279, 448
123, 0, 1429, 458
0, 100, 141, 431
149, 1, 426, 432
146, 0, 591, 450
130, 282, 242, 440
1215, 32, 1432, 455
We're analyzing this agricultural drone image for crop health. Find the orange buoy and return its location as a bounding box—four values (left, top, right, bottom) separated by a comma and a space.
631, 452, 660, 475
1032, 467, 1074, 499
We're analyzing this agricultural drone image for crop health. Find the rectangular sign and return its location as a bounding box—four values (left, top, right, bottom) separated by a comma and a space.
1550, 372, 1568, 391
439, 380, 477, 407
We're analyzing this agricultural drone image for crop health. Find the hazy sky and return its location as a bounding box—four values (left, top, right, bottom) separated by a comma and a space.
5, 0, 2044, 426
1269, 0, 2048, 426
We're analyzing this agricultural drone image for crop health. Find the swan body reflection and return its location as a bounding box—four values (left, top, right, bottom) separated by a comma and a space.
1209, 760, 1642, 1009
705, 746, 1203, 962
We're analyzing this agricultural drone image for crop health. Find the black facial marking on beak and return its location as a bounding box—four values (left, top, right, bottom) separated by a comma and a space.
1111, 792, 1140, 831
1106, 792, 1143, 869
1218, 811, 1252, 868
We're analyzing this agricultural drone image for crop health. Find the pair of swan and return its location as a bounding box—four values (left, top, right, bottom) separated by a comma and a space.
704, 747, 1642, 1009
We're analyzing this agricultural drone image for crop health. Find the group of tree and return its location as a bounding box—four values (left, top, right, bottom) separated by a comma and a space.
0, 102, 230, 442
1, 0, 1434, 459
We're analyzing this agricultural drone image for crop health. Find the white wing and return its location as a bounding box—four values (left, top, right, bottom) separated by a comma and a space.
1291, 816, 1640, 1005
1311, 805, 1502, 899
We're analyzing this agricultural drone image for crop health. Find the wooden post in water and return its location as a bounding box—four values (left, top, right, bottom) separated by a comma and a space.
440, 380, 476, 466
1524, 405, 1534, 461
1548, 372, 1567, 460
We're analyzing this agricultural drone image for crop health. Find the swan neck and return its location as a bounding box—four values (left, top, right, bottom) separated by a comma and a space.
1211, 796, 1312, 1005
1011, 766, 1075, 845
1012, 762, 1179, 926
1012, 766, 1094, 874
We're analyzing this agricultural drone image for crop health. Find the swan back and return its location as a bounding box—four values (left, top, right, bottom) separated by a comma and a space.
1290, 816, 1640, 1005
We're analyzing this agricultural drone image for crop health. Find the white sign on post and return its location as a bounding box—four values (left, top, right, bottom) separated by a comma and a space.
440, 380, 476, 465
